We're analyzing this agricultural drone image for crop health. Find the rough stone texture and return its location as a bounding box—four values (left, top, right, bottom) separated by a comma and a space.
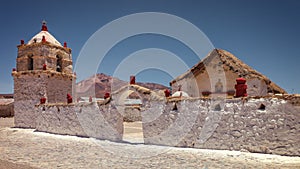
17, 43, 72, 73
287, 94, 300, 106
13, 73, 46, 128
247, 78, 268, 96
14, 100, 38, 128
142, 98, 300, 156
35, 102, 123, 142
123, 106, 142, 122
12, 71, 74, 128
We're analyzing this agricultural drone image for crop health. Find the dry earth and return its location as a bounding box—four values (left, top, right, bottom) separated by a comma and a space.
0, 117, 300, 169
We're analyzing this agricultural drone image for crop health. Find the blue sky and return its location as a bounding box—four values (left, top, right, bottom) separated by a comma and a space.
0, 0, 299, 93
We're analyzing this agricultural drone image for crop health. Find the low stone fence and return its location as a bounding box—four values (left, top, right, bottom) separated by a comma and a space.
35, 102, 123, 142
142, 98, 300, 156
20, 94, 300, 156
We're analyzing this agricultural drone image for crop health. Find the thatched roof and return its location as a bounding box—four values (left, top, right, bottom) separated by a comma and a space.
170, 49, 286, 94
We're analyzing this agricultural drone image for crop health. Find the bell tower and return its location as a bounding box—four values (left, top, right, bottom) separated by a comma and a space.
12, 21, 75, 128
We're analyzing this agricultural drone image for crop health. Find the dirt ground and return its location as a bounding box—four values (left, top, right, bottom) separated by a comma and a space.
0, 117, 14, 128
1, 117, 300, 169
0, 117, 36, 169
0, 118, 145, 169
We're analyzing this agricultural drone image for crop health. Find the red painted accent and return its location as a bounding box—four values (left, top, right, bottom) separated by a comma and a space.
164, 89, 170, 97
42, 36, 46, 42
130, 76, 135, 84
67, 94, 73, 103
20, 40, 24, 45
236, 77, 246, 84
43, 64, 47, 70
104, 92, 110, 99
64, 42, 67, 47
41, 23, 48, 31
40, 97, 46, 104
235, 78, 247, 97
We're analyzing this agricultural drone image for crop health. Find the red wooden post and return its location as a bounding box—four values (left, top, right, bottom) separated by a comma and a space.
164, 89, 170, 97
130, 76, 135, 85
67, 94, 73, 103
235, 78, 247, 97
104, 92, 110, 99
41, 21, 48, 31
40, 97, 46, 104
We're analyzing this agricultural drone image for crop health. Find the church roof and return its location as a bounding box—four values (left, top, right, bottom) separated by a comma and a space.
27, 22, 62, 46
170, 49, 286, 94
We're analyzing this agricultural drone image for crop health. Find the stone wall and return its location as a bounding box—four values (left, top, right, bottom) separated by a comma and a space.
13, 72, 46, 128
12, 71, 74, 128
17, 43, 72, 73
142, 97, 300, 156
12, 76, 299, 156
123, 106, 142, 122
46, 73, 73, 103
35, 102, 123, 142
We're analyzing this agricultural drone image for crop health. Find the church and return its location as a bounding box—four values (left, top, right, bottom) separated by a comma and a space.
12, 21, 76, 128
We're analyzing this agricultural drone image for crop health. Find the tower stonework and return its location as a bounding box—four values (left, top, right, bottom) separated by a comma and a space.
12, 22, 75, 128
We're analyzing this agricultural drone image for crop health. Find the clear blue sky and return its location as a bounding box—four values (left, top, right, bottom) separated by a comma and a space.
0, 0, 299, 93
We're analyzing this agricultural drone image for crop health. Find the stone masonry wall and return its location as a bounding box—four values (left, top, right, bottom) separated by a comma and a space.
13, 73, 47, 128
142, 98, 300, 156
35, 102, 123, 142
46, 73, 73, 103
123, 106, 142, 122
13, 71, 74, 128
17, 43, 72, 72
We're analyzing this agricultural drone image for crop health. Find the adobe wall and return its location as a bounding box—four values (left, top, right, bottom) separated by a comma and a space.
35, 102, 123, 142
142, 97, 300, 156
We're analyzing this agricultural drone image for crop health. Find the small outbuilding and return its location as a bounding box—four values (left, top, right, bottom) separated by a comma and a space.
170, 49, 286, 97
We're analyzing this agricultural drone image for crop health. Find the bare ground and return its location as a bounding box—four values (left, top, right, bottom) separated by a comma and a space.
0, 117, 300, 169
